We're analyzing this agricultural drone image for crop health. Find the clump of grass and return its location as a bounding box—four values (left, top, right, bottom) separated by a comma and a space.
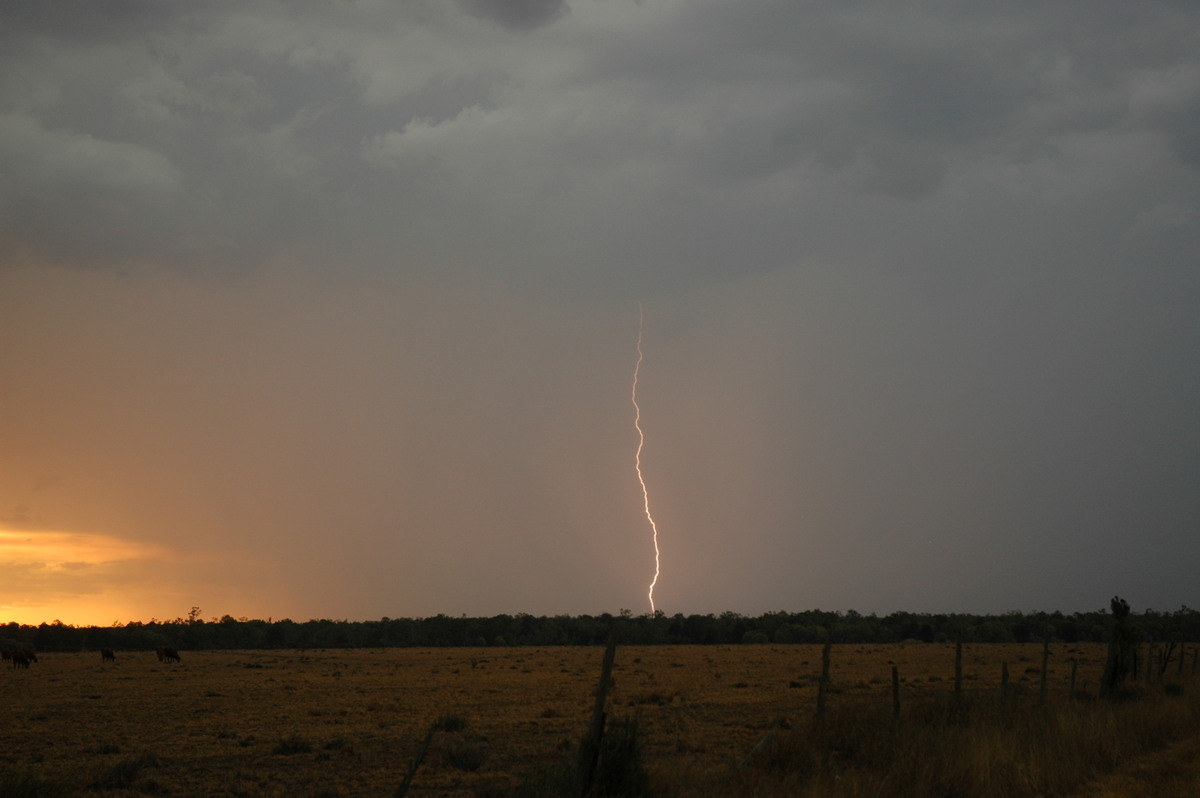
272, 734, 313, 755
84, 744, 121, 755
443, 737, 486, 772
434, 714, 467, 733
0, 770, 70, 798
590, 715, 650, 797
630, 690, 674, 706
88, 751, 160, 790
495, 714, 649, 798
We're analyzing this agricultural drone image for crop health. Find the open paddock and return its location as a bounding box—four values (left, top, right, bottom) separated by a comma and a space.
0, 643, 1134, 795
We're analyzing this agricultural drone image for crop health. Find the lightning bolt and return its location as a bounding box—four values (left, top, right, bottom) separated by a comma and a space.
632, 303, 661, 615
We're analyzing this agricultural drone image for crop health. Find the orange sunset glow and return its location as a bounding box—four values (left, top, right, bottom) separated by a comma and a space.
0, 526, 186, 627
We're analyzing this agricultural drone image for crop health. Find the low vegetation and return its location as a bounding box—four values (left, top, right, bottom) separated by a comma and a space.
721, 681, 1200, 797
0, 614, 1195, 796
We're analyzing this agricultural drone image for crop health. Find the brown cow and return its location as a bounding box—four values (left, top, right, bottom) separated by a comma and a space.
11, 651, 29, 669
101, 649, 116, 663
0, 650, 10, 662
22, 650, 36, 664
156, 647, 181, 663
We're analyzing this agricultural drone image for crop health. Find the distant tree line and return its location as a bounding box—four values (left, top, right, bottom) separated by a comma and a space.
3, 606, 1198, 654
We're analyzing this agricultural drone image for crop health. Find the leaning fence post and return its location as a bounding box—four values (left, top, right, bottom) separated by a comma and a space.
395, 725, 436, 798
577, 632, 619, 796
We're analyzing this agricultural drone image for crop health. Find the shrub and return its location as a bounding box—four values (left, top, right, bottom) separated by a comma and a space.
88, 751, 160, 790
272, 735, 313, 755
590, 715, 649, 797
434, 714, 467, 733
443, 737, 486, 772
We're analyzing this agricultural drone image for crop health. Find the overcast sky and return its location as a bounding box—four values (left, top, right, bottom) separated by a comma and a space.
2, 1, 1198, 626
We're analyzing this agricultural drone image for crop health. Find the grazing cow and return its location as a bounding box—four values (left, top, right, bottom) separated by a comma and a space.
0, 650, 10, 662
156, 647, 181, 663
11, 651, 29, 669
101, 649, 116, 663
22, 650, 37, 664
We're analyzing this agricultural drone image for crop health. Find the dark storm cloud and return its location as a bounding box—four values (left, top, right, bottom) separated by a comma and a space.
0, 0, 170, 43
458, 0, 567, 31
2, 0, 1197, 287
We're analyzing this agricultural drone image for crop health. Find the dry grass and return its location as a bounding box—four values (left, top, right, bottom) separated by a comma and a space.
718, 685, 1200, 798
0, 643, 1192, 796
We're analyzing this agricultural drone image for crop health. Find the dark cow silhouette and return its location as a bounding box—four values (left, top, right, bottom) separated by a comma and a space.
101, 649, 116, 663
11, 651, 29, 669
0, 650, 10, 662
21, 650, 36, 664
156, 647, 181, 663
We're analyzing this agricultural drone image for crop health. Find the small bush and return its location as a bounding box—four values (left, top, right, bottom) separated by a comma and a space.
443, 737, 486, 772
434, 714, 467, 733
272, 734, 313, 755
630, 690, 673, 706
591, 715, 649, 797
501, 760, 576, 798
84, 744, 121, 755
88, 751, 160, 790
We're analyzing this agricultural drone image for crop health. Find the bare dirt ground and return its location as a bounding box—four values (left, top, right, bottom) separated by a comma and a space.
0, 643, 1115, 796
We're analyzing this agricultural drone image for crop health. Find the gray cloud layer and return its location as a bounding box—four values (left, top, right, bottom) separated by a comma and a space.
5, 2, 1197, 287
1, 1, 1197, 621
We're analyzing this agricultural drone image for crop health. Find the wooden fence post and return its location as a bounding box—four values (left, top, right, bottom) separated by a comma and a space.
1039, 639, 1049, 704
394, 725, 436, 798
954, 639, 963, 703
1069, 659, 1078, 701
816, 633, 832, 719
891, 665, 900, 719
577, 632, 619, 796
1001, 661, 1010, 706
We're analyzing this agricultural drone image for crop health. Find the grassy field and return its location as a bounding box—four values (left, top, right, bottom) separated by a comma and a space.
0, 642, 1194, 796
